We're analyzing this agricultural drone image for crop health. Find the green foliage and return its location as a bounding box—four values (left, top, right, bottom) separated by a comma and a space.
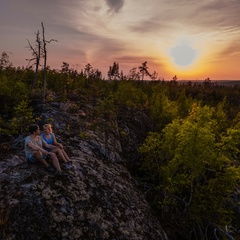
148, 86, 179, 130
115, 81, 147, 109
0, 100, 34, 135
176, 88, 193, 118
139, 102, 240, 237
0, 117, 11, 135
94, 94, 117, 122
79, 132, 89, 139
1, 61, 240, 239
138, 131, 169, 182
213, 96, 229, 134
0, 68, 30, 116
10, 100, 34, 134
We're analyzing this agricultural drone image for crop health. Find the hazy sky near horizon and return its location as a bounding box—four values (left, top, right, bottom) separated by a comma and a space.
1, 0, 240, 80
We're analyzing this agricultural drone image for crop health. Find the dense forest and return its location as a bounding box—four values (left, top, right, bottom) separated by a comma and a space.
1, 49, 240, 240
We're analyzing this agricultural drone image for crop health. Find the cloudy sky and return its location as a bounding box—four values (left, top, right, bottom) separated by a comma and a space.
1, 0, 240, 80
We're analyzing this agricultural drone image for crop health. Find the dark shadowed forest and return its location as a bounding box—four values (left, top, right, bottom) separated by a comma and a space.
1, 50, 240, 240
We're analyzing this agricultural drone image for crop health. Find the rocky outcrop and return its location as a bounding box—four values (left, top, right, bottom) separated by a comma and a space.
0, 103, 168, 240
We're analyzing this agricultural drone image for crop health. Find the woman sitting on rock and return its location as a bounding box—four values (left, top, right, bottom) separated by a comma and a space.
41, 124, 72, 168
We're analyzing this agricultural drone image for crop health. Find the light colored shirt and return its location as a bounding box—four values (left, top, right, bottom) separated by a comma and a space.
24, 135, 47, 158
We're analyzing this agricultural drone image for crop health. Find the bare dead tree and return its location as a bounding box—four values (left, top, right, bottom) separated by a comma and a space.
26, 30, 41, 87
41, 22, 58, 104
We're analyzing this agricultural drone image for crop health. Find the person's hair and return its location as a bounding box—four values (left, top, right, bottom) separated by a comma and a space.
29, 124, 39, 134
43, 124, 53, 133
43, 123, 51, 129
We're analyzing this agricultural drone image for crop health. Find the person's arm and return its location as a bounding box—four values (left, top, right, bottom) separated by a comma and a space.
27, 141, 49, 156
42, 138, 58, 150
52, 133, 63, 149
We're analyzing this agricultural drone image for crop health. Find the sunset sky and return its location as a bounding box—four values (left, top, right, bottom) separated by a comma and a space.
1, 0, 240, 80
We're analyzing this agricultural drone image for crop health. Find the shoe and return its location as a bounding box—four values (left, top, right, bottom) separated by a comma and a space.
62, 162, 72, 170
45, 165, 55, 173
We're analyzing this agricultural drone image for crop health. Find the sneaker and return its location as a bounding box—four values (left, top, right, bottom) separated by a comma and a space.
62, 162, 72, 170
45, 165, 55, 173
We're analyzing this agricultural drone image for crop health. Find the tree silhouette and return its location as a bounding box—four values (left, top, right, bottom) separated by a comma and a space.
138, 61, 151, 81
26, 30, 41, 88
84, 63, 93, 79
127, 67, 141, 80
41, 22, 58, 104
0, 51, 12, 70
108, 62, 120, 80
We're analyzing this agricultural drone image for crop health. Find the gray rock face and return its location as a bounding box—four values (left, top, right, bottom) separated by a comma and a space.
0, 105, 168, 240
0, 152, 167, 239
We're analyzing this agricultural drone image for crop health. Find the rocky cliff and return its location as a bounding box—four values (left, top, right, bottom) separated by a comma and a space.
0, 102, 168, 240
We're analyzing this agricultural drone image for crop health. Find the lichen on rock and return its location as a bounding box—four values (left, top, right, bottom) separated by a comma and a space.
0, 105, 168, 240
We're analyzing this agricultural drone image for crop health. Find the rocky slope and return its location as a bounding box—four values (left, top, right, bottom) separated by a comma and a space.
0, 102, 168, 240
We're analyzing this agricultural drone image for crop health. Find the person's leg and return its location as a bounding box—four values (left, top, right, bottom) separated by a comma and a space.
28, 151, 55, 172
33, 151, 49, 167
51, 148, 68, 163
62, 149, 71, 162
49, 152, 62, 172
27, 153, 36, 163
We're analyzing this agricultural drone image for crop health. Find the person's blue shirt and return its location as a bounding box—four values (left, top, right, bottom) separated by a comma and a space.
41, 133, 54, 151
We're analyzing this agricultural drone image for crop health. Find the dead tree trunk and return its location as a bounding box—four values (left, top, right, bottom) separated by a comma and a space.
26, 30, 41, 88
41, 22, 57, 104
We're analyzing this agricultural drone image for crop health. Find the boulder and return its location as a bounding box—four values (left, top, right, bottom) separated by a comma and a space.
0, 105, 168, 240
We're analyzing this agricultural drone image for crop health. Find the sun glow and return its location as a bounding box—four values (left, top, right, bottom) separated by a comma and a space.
169, 36, 200, 68
161, 33, 213, 79
170, 43, 197, 68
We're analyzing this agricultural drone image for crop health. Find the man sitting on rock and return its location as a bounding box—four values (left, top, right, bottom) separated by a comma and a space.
24, 124, 65, 177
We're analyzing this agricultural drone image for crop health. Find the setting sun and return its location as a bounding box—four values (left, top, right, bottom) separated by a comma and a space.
170, 42, 197, 68
160, 32, 216, 79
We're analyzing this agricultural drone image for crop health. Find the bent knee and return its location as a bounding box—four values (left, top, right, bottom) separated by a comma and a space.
49, 152, 57, 157
34, 151, 42, 158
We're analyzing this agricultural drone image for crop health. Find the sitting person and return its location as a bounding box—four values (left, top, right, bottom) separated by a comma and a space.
25, 124, 65, 176
42, 124, 72, 168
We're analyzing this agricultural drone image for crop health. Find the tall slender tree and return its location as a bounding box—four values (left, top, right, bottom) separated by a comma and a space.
108, 62, 120, 80
41, 22, 58, 104
84, 63, 93, 79
26, 30, 41, 88
0, 51, 12, 70
138, 61, 151, 81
